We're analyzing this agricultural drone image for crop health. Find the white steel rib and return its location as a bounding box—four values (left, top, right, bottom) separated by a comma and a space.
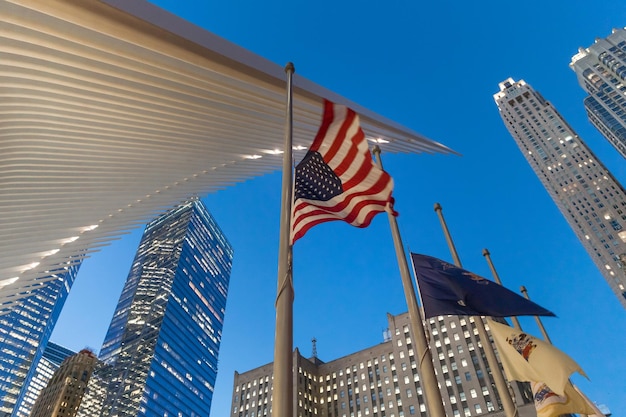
0, 0, 456, 310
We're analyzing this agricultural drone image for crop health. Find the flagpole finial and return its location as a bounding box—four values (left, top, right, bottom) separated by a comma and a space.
520, 285, 527, 294
372, 146, 383, 168
285, 62, 295, 73
434, 202, 442, 212
482, 248, 490, 256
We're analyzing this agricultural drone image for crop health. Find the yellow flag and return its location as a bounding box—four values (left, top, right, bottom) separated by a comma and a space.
487, 319, 586, 395
532, 381, 596, 417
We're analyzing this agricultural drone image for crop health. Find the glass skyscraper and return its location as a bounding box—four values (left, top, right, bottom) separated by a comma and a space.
570, 27, 626, 159
494, 78, 626, 308
94, 198, 233, 416
0, 264, 80, 416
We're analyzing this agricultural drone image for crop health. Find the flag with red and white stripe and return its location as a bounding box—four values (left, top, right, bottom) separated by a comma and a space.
291, 100, 395, 243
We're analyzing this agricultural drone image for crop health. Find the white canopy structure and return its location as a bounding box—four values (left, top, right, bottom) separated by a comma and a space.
0, 0, 456, 310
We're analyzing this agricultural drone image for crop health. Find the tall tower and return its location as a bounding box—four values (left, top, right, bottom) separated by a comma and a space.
16, 342, 76, 417
0, 263, 81, 416
570, 27, 626, 159
494, 78, 626, 308
95, 199, 233, 416
29, 349, 97, 417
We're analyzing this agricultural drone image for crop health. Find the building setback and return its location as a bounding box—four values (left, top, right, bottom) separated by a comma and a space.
29, 349, 97, 417
494, 78, 626, 307
0, 264, 80, 416
15, 342, 76, 417
570, 27, 626, 159
231, 312, 535, 417
81, 198, 233, 416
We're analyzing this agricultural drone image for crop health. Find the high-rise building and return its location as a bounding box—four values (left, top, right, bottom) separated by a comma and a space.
30, 349, 97, 417
231, 312, 535, 417
570, 27, 626, 159
494, 78, 626, 307
15, 342, 76, 417
91, 198, 233, 416
0, 264, 81, 416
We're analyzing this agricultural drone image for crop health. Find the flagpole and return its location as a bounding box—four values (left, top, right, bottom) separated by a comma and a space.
434, 203, 518, 417
372, 147, 446, 417
482, 249, 521, 331
273, 62, 295, 417
520, 285, 552, 344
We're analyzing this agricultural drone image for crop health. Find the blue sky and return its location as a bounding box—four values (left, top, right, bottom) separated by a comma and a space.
52, 1, 625, 416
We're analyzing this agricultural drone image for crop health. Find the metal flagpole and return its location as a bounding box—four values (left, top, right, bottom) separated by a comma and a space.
272, 62, 295, 417
372, 147, 446, 417
482, 249, 522, 331
434, 203, 518, 417
520, 286, 552, 344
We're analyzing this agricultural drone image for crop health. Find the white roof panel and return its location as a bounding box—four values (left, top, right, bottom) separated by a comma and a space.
0, 0, 455, 309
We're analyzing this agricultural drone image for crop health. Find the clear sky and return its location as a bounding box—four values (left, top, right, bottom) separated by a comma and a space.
51, 1, 626, 416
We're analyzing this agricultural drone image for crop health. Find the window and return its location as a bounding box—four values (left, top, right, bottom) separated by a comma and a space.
474, 404, 482, 413
409, 405, 415, 415
470, 389, 477, 398
464, 372, 471, 381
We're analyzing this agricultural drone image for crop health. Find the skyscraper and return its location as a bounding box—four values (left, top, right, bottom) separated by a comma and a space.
494, 78, 626, 308
570, 27, 626, 159
231, 312, 536, 417
94, 198, 233, 416
30, 349, 97, 417
15, 342, 76, 417
0, 264, 81, 416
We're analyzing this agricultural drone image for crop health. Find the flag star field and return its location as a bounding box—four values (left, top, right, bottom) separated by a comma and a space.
294, 151, 343, 202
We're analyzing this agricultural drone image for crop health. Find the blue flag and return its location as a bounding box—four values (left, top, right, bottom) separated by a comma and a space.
410, 253, 555, 319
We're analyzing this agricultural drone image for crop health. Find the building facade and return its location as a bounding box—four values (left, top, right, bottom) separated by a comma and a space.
570, 27, 626, 159
88, 198, 233, 416
15, 342, 76, 417
231, 312, 534, 417
30, 349, 97, 417
0, 264, 80, 416
494, 78, 626, 307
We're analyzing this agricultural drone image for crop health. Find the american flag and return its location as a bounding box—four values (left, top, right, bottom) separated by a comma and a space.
291, 100, 395, 243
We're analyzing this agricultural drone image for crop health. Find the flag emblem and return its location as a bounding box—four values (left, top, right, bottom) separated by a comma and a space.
533, 382, 559, 403
464, 271, 489, 285
506, 333, 537, 361
291, 100, 395, 243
